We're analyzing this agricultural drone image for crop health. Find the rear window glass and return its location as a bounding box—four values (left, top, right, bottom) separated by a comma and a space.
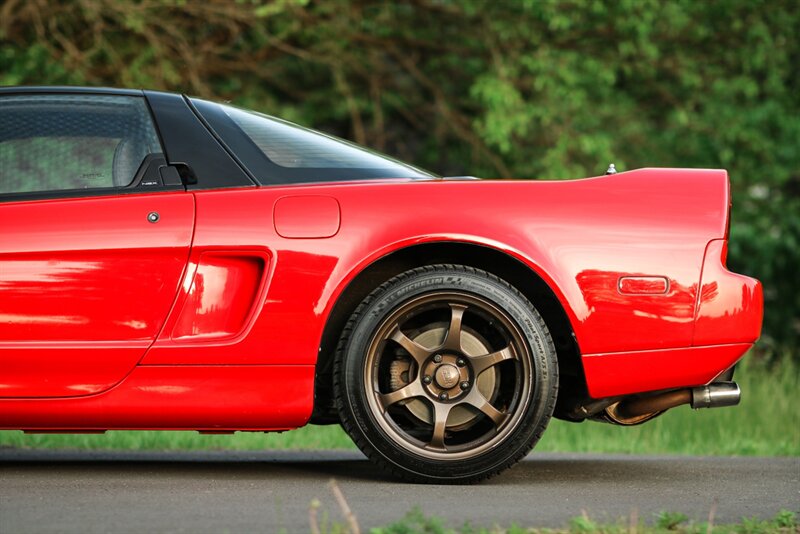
192, 98, 434, 185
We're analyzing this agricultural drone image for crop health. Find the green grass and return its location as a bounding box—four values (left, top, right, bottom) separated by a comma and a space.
0, 423, 351, 452
534, 354, 800, 457
367, 508, 798, 534
320, 481, 797, 533
1, 354, 797, 456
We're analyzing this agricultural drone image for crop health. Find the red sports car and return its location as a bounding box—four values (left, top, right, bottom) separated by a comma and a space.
0, 87, 763, 483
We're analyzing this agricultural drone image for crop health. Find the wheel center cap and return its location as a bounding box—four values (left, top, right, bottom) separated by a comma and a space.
434, 364, 460, 389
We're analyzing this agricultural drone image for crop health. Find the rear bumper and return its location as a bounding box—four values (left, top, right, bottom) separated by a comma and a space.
582, 343, 752, 398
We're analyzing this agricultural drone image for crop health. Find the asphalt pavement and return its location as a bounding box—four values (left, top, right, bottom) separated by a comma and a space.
0, 448, 797, 533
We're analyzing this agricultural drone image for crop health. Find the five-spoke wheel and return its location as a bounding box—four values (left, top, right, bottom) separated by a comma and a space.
335, 265, 558, 483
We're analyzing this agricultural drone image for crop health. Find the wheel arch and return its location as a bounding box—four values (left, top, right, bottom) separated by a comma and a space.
311, 241, 586, 423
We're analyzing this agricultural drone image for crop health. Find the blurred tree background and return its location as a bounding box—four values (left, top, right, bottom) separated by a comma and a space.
1, 0, 797, 357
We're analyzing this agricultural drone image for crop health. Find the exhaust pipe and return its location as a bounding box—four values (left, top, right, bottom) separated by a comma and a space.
601, 382, 741, 425
690, 381, 741, 409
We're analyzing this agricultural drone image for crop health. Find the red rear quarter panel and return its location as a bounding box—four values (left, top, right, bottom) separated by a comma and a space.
143, 169, 730, 367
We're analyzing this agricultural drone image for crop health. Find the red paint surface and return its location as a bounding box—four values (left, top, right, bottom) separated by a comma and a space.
172, 253, 268, 341
582, 343, 752, 398
274, 195, 340, 238
0, 365, 313, 430
0, 168, 763, 428
0, 192, 194, 397
693, 240, 763, 346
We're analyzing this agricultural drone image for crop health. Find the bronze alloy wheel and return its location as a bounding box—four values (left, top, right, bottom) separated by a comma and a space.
364, 292, 531, 459
335, 264, 558, 483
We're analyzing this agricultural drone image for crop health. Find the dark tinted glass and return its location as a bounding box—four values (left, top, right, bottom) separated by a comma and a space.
192, 98, 434, 185
0, 94, 162, 194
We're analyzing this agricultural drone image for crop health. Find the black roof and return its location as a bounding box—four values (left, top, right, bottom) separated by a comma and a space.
0, 86, 144, 96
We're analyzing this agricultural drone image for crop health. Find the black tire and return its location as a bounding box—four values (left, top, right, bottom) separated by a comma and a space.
334, 264, 558, 483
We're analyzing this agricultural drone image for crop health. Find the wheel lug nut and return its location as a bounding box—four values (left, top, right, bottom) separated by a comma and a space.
433, 354, 443, 363
439, 392, 448, 401
460, 381, 470, 390
422, 375, 432, 384
456, 358, 466, 367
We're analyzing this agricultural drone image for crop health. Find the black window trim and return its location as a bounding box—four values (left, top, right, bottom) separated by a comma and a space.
183, 96, 262, 186
143, 91, 256, 191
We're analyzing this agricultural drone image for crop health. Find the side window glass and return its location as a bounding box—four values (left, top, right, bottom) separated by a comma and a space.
0, 94, 162, 195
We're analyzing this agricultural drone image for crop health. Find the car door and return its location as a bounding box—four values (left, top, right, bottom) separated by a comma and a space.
0, 90, 194, 398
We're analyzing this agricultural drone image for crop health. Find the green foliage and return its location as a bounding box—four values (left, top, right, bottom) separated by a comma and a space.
1, 0, 797, 353
367, 508, 798, 533
772, 510, 796, 529
569, 514, 600, 534
371, 507, 452, 534
655, 511, 689, 530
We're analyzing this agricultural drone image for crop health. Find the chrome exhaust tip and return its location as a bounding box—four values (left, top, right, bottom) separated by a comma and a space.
690, 381, 741, 409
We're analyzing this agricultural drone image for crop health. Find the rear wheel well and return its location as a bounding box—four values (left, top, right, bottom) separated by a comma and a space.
310, 242, 586, 423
